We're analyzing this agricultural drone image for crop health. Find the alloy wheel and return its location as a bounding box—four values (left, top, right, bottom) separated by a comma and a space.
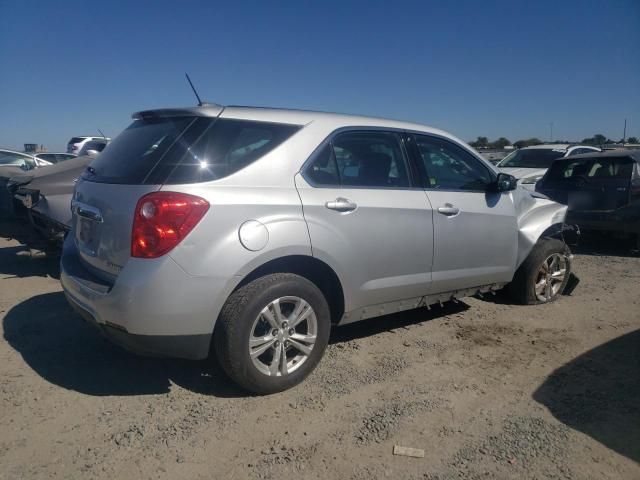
534, 253, 567, 302
249, 296, 318, 376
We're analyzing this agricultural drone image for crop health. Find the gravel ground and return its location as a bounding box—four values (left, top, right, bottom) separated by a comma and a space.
0, 222, 638, 479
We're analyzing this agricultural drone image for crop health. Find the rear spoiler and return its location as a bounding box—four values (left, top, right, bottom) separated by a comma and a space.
132, 105, 224, 120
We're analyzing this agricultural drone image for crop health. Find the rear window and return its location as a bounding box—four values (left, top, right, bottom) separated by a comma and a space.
545, 157, 634, 183
81, 141, 107, 153
499, 149, 566, 168
83, 117, 300, 184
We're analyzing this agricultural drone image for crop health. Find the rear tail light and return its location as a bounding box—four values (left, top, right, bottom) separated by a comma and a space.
132, 191, 209, 258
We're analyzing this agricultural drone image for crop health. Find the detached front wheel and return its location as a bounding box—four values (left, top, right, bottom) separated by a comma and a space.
508, 238, 572, 305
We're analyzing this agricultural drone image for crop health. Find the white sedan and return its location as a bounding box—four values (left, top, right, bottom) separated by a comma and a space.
498, 144, 600, 190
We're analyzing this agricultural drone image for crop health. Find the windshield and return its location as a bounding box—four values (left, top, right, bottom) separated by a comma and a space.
80, 141, 107, 153
499, 149, 566, 169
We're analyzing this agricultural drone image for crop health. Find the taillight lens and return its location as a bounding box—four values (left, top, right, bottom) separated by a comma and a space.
132, 191, 209, 258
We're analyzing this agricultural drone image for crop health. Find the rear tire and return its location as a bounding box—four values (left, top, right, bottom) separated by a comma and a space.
508, 238, 571, 305
214, 273, 331, 395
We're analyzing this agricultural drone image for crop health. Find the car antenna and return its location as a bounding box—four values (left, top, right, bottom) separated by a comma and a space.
97, 128, 107, 140
185, 73, 204, 106
184, 73, 222, 108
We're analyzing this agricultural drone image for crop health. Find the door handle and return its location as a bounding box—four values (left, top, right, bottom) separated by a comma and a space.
325, 197, 357, 213
437, 205, 460, 217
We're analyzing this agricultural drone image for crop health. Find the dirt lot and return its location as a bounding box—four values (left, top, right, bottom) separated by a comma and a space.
0, 222, 638, 480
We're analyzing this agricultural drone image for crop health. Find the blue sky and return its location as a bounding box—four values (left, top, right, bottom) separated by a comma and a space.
1, 0, 639, 151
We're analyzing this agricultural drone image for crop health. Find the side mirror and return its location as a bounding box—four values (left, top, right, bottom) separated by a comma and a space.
85, 149, 100, 157
494, 173, 518, 192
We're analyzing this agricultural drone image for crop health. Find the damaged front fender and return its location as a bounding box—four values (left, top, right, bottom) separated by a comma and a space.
513, 188, 568, 268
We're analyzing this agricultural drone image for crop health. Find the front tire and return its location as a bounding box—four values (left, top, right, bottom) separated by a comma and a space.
508, 238, 571, 305
214, 273, 331, 395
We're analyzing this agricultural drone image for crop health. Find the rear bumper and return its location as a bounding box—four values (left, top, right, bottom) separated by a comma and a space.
59, 238, 232, 360
65, 290, 211, 359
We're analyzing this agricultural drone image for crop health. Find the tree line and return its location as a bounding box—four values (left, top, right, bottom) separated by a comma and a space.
469, 135, 639, 149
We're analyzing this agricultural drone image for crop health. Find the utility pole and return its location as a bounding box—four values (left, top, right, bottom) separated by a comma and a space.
550, 122, 553, 142
623, 118, 627, 145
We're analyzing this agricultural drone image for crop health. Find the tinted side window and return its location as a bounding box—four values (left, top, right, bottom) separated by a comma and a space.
331, 131, 410, 188
413, 135, 493, 190
85, 117, 300, 184
164, 119, 300, 184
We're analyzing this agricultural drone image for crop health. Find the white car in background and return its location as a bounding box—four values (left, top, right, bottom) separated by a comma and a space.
78, 139, 109, 157
0, 149, 53, 170
67, 136, 111, 154
498, 144, 600, 190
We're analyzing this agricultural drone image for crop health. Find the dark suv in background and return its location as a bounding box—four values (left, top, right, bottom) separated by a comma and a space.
536, 150, 640, 248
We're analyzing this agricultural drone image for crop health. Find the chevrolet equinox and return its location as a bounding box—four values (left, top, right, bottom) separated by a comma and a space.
61, 105, 573, 394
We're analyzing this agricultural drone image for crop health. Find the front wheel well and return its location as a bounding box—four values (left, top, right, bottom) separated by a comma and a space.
539, 222, 579, 245
234, 255, 345, 324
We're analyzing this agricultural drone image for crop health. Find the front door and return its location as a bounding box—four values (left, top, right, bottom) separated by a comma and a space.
409, 134, 518, 294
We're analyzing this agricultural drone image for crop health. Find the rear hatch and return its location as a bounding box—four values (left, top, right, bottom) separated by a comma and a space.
72, 112, 213, 280
537, 156, 634, 212
72, 106, 301, 281
67, 137, 86, 153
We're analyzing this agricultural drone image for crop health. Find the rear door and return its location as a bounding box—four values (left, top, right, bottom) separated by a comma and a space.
296, 130, 434, 312
408, 134, 518, 293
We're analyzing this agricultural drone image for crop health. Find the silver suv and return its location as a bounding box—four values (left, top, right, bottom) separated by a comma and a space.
61, 105, 574, 394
